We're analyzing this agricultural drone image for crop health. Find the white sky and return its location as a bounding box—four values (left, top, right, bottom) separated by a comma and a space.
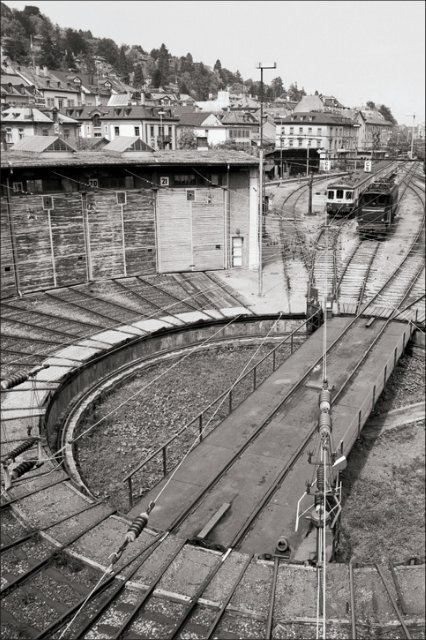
6, 0, 425, 126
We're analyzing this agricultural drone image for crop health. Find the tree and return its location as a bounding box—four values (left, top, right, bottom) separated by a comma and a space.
38, 22, 61, 69
118, 45, 129, 81
96, 38, 120, 66
133, 63, 144, 88
366, 100, 376, 110
271, 76, 284, 99
378, 104, 397, 125
65, 48, 76, 69
65, 28, 88, 55
2, 19, 30, 63
213, 59, 222, 73
178, 129, 197, 149
157, 43, 170, 81
151, 68, 162, 88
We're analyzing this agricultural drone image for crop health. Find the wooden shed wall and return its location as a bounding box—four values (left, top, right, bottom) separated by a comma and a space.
1, 188, 156, 297
0, 196, 18, 298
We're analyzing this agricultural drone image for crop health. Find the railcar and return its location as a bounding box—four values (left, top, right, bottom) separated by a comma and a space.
357, 174, 399, 238
325, 161, 393, 219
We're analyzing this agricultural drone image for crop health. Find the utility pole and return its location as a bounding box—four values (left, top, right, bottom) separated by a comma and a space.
406, 114, 416, 159
256, 62, 276, 297
306, 145, 310, 176
308, 172, 313, 215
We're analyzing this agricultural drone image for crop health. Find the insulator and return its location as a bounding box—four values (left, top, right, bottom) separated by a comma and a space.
5, 438, 38, 462
317, 465, 325, 492
1, 371, 29, 390
319, 388, 331, 413
314, 493, 322, 507
125, 512, 149, 544
10, 459, 40, 480
319, 411, 332, 437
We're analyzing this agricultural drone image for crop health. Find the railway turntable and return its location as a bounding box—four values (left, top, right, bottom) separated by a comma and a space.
130, 314, 413, 561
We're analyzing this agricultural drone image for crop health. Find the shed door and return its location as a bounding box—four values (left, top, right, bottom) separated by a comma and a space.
156, 188, 225, 272
156, 189, 193, 272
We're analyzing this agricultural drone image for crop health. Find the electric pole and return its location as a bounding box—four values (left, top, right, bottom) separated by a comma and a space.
257, 62, 276, 297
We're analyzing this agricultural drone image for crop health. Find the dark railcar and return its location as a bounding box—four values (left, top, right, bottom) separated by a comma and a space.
357, 174, 399, 238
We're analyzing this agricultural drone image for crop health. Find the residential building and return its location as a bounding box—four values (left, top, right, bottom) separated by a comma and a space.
221, 111, 259, 147
275, 112, 358, 155
13, 65, 82, 109
177, 112, 226, 147
1, 107, 80, 145
65, 105, 178, 150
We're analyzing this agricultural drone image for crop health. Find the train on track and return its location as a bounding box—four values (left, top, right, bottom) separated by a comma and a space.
325, 161, 394, 220
357, 173, 399, 238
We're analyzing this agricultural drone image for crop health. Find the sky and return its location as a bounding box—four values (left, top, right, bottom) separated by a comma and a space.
5, 0, 425, 126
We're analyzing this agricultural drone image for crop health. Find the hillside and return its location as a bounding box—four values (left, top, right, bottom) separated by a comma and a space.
0, 1, 307, 102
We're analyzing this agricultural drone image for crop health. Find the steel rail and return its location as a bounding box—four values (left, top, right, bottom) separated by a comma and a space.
1, 508, 116, 597
175, 273, 226, 319
266, 555, 280, 639
137, 274, 203, 313
112, 276, 187, 324
349, 559, 357, 639
355, 244, 380, 313
0, 476, 69, 510
70, 282, 177, 326
204, 553, 253, 640
108, 538, 187, 640
167, 550, 231, 640
71, 532, 168, 640
374, 562, 412, 639
0, 497, 107, 553
33, 532, 167, 640
205, 271, 249, 309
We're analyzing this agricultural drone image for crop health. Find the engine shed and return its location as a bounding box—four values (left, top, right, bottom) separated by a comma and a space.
1, 144, 260, 297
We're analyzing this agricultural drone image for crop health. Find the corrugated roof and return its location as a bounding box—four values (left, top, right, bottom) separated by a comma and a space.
107, 93, 132, 106
1, 148, 258, 168
103, 136, 154, 152
10, 136, 77, 153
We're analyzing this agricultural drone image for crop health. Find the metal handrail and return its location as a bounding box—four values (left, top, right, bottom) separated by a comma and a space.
123, 315, 315, 506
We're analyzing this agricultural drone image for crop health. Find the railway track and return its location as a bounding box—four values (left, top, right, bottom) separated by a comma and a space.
0, 273, 247, 381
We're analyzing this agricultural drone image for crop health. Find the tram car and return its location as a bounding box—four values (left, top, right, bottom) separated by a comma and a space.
325, 161, 393, 219
325, 175, 372, 218
357, 174, 398, 238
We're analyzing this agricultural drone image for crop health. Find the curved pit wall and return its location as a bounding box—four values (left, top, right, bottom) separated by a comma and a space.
43, 315, 306, 457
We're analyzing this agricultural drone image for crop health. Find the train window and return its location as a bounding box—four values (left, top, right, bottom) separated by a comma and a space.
345, 191, 353, 200
336, 190, 344, 199
327, 191, 334, 199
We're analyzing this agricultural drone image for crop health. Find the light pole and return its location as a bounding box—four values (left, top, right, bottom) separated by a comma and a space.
406, 114, 416, 159
158, 110, 166, 149
256, 62, 276, 297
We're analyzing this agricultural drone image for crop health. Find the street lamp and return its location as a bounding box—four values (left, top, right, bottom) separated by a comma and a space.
256, 62, 276, 297
406, 114, 416, 159
158, 110, 166, 149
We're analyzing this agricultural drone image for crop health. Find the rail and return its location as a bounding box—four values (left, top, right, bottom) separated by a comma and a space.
123, 317, 312, 507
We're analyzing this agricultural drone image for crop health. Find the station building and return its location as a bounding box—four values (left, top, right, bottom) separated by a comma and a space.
0, 137, 260, 298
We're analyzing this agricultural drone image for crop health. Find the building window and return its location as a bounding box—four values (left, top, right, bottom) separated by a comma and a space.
150, 125, 154, 138
298, 139, 303, 147
18, 128, 24, 139
308, 139, 312, 146
134, 126, 140, 136
94, 133, 101, 137
288, 139, 293, 146
93, 115, 101, 128
57, 98, 64, 109
317, 139, 322, 147
86, 125, 90, 133
63, 128, 70, 139
299, 127, 303, 134
42, 128, 49, 136
12, 182, 24, 193
308, 128, 312, 134
5, 128, 12, 143
67, 99, 75, 107
114, 126, 120, 136
289, 127, 294, 134
317, 128, 322, 135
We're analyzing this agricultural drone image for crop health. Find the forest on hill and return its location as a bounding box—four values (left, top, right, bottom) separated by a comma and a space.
0, 1, 307, 101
